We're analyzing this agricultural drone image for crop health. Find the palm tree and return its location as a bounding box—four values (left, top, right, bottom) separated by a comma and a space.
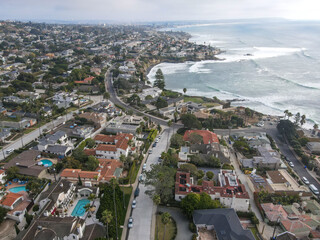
161, 212, 171, 240
153, 194, 161, 205
284, 110, 289, 119
167, 120, 173, 149
88, 193, 96, 207
101, 209, 113, 240
287, 111, 293, 120
314, 124, 319, 130
300, 114, 306, 126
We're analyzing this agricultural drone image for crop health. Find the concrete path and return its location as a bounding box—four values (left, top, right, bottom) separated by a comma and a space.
158, 206, 193, 240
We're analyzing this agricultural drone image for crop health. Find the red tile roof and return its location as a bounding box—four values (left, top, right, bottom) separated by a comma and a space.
84, 149, 96, 156
96, 144, 117, 152
74, 76, 95, 84
97, 159, 122, 181
60, 169, 81, 178
1, 192, 23, 207
183, 130, 219, 144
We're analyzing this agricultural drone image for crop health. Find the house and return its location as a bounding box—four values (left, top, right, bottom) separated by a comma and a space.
0, 118, 37, 129
17, 180, 105, 240
193, 208, 255, 240
0, 170, 6, 184
3, 150, 47, 178
78, 112, 106, 128
178, 146, 190, 162
265, 170, 311, 197
105, 115, 143, 134
137, 87, 162, 101
275, 232, 298, 240
261, 203, 320, 238
74, 76, 95, 85
241, 145, 281, 170
175, 170, 250, 211
72, 126, 94, 138
159, 106, 176, 118
86, 133, 135, 159
183, 130, 219, 144
37, 130, 73, 157
0, 192, 28, 223
306, 142, 320, 154
61, 159, 123, 186
0, 127, 12, 141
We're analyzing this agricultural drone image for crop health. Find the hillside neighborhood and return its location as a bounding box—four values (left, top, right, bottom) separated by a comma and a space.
0, 20, 320, 240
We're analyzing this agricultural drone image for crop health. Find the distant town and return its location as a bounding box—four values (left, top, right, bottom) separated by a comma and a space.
0, 20, 320, 240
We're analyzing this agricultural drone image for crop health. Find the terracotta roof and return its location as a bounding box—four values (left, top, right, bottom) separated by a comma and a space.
84, 149, 96, 156
60, 169, 81, 178
1, 192, 23, 207
74, 76, 95, 84
97, 159, 123, 181
0, 170, 5, 175
96, 144, 117, 152
79, 171, 99, 179
183, 130, 219, 144
94, 134, 116, 143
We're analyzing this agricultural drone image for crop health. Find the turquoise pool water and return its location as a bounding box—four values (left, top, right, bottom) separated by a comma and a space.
9, 186, 27, 193
40, 159, 53, 167
71, 199, 90, 217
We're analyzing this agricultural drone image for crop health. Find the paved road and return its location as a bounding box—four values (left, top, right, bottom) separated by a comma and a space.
128, 128, 174, 240
0, 96, 103, 161
215, 122, 320, 195
105, 69, 183, 128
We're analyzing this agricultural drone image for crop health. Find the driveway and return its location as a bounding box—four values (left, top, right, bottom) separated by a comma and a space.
158, 206, 193, 240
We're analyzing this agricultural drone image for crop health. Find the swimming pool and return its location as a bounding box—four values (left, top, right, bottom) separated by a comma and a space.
9, 186, 27, 193
40, 159, 53, 167
71, 199, 90, 217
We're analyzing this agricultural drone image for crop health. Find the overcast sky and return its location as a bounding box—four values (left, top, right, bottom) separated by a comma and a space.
1, 0, 320, 22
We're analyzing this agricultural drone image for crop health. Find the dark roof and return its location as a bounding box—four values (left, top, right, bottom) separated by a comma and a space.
275, 232, 298, 240
193, 208, 255, 240
4, 150, 41, 168
82, 223, 106, 240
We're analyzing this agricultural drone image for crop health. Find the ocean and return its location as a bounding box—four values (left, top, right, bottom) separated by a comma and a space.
147, 20, 320, 129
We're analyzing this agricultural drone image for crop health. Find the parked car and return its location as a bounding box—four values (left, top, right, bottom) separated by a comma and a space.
152, 143, 157, 148
142, 163, 147, 170
289, 162, 294, 167
155, 138, 159, 143
128, 217, 134, 228
6, 148, 14, 154
134, 187, 140, 198
139, 174, 145, 183
132, 200, 136, 209
302, 177, 310, 185
309, 184, 319, 195
148, 149, 152, 154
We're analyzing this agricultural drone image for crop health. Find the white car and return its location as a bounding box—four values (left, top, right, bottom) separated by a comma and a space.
142, 164, 147, 170
132, 200, 136, 209
289, 162, 294, 167
5, 148, 14, 154
302, 177, 310, 185
155, 138, 159, 143
148, 149, 152, 154
128, 217, 134, 228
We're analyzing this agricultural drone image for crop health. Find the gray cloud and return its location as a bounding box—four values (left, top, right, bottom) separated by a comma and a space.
1, 0, 320, 22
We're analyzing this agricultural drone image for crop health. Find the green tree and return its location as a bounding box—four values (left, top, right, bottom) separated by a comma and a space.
145, 164, 176, 203
154, 69, 165, 90
86, 156, 99, 171
5, 166, 19, 180
127, 94, 141, 106
86, 138, 96, 148
104, 92, 110, 99
183, 88, 187, 94
314, 124, 319, 130
181, 193, 200, 218
155, 97, 168, 109
181, 114, 202, 129
161, 212, 171, 240
188, 133, 203, 144
180, 163, 198, 177
170, 134, 184, 148
206, 171, 214, 180
197, 170, 205, 179
101, 209, 113, 240
153, 194, 161, 205
300, 114, 306, 126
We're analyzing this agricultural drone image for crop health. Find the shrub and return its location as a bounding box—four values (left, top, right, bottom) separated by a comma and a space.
33, 204, 39, 212
189, 222, 197, 233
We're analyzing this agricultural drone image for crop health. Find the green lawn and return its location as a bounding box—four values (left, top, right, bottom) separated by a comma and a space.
184, 96, 205, 104
155, 214, 177, 240
249, 227, 260, 240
